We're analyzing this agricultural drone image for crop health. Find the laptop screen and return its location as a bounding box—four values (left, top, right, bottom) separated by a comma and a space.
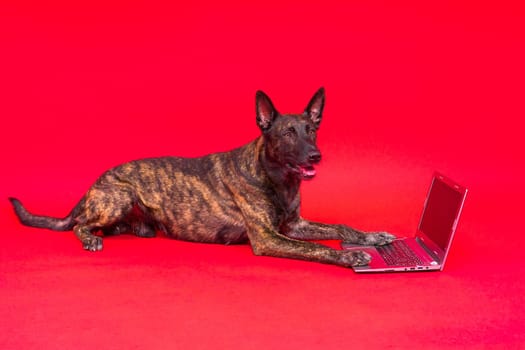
418, 175, 465, 251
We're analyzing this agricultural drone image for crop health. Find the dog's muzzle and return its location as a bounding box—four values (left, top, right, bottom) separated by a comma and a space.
292, 150, 322, 180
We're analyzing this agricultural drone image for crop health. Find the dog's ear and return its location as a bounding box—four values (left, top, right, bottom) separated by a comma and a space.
304, 87, 325, 129
256, 90, 279, 132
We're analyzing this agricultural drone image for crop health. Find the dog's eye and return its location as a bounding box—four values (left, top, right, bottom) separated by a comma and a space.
305, 125, 316, 136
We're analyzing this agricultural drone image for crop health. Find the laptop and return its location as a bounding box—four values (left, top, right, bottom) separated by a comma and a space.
341, 172, 468, 273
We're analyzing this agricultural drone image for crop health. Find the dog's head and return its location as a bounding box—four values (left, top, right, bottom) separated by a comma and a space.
256, 88, 325, 180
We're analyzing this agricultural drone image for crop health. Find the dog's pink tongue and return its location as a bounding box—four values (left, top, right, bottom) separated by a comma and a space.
300, 166, 316, 178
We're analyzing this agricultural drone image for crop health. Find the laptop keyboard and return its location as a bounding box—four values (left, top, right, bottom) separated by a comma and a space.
376, 240, 423, 266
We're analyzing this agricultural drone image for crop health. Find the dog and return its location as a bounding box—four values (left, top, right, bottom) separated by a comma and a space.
9, 88, 395, 268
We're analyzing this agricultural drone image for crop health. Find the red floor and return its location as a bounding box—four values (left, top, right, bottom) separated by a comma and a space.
1, 193, 524, 349
1, 1, 524, 349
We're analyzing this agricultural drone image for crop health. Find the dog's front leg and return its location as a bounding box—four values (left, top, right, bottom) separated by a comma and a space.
284, 218, 395, 246
245, 221, 371, 268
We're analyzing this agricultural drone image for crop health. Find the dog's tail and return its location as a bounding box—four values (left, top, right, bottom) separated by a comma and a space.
8, 197, 85, 231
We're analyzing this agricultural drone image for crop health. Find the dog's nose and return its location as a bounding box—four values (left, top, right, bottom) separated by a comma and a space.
308, 151, 322, 164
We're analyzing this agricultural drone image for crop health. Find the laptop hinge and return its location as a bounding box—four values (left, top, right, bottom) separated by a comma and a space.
416, 237, 441, 263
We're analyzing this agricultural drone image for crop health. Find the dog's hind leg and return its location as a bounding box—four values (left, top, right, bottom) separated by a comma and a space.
102, 222, 132, 236
74, 225, 104, 252
102, 220, 156, 238
74, 187, 135, 251
131, 221, 156, 238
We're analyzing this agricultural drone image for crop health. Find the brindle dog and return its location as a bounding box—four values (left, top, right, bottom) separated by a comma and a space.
9, 88, 395, 267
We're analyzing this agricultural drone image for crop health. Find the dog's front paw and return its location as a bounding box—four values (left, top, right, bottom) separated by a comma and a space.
338, 250, 371, 267
363, 232, 396, 246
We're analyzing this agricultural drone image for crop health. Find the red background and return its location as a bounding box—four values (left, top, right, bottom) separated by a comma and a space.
1, 1, 524, 349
